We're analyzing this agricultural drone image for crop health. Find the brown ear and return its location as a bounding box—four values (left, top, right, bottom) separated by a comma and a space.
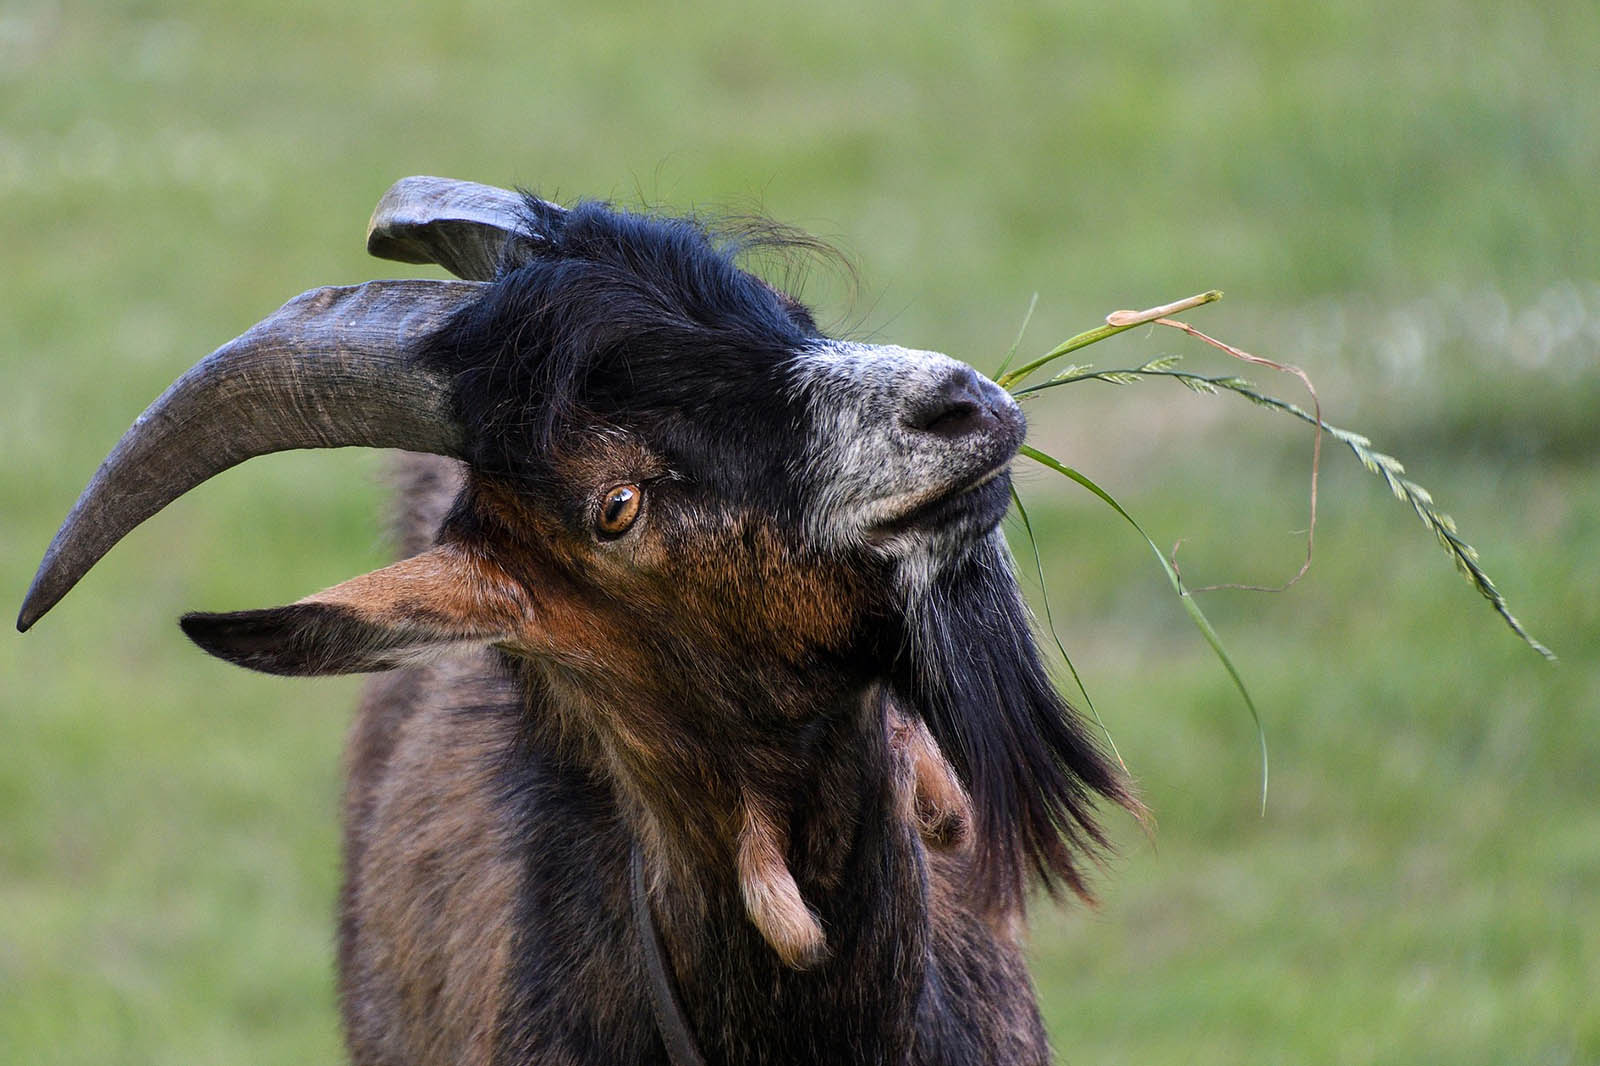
180, 545, 525, 676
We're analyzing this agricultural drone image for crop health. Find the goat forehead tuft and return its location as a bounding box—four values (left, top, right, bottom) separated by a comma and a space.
421, 200, 824, 486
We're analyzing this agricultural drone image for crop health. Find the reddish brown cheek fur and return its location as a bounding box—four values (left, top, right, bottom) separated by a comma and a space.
649, 517, 865, 667
467, 468, 866, 682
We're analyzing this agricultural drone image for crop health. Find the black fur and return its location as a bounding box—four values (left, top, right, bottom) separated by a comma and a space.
891, 538, 1127, 906
423, 199, 822, 526
493, 683, 940, 1065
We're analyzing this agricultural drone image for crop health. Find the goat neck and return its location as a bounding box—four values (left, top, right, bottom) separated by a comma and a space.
525, 656, 935, 1063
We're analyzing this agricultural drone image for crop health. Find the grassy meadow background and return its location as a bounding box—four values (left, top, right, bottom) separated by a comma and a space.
3, 2, 1596, 1062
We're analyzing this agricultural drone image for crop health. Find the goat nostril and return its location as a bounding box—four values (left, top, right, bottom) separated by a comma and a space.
907, 370, 994, 440
921, 400, 980, 436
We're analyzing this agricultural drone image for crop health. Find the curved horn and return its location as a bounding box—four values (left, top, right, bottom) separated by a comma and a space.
367, 175, 561, 281
18, 279, 484, 632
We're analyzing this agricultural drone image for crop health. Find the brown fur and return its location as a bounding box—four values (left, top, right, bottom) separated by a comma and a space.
342, 653, 524, 1066
301, 543, 527, 639
386, 452, 467, 560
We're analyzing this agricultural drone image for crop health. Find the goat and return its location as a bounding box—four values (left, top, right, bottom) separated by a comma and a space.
19, 176, 1137, 1065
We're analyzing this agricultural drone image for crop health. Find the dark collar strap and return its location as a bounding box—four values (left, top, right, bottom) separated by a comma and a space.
631, 844, 709, 1066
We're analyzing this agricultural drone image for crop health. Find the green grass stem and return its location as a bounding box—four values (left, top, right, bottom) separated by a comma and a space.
1010, 485, 1128, 775
1017, 443, 1269, 814
992, 292, 1040, 381
1015, 364, 1556, 662
995, 290, 1222, 390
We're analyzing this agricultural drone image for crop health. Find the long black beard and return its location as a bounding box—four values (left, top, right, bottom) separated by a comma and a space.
891, 533, 1133, 907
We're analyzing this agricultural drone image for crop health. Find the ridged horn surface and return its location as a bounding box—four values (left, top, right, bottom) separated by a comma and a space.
18, 279, 484, 631
367, 175, 558, 281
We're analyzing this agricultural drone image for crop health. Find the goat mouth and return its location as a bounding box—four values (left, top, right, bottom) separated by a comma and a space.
865, 464, 1012, 542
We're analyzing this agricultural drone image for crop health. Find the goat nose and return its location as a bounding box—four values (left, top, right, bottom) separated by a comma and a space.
903, 367, 1006, 440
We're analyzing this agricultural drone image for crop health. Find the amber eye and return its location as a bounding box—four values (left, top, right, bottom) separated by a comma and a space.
597, 483, 642, 537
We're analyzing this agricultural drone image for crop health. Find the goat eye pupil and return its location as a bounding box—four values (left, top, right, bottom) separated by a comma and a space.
598, 484, 641, 535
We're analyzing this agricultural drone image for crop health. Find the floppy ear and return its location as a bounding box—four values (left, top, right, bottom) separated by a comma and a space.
180, 544, 526, 676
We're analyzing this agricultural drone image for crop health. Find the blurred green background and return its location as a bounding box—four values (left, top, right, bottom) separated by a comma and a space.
3, 2, 1596, 1063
